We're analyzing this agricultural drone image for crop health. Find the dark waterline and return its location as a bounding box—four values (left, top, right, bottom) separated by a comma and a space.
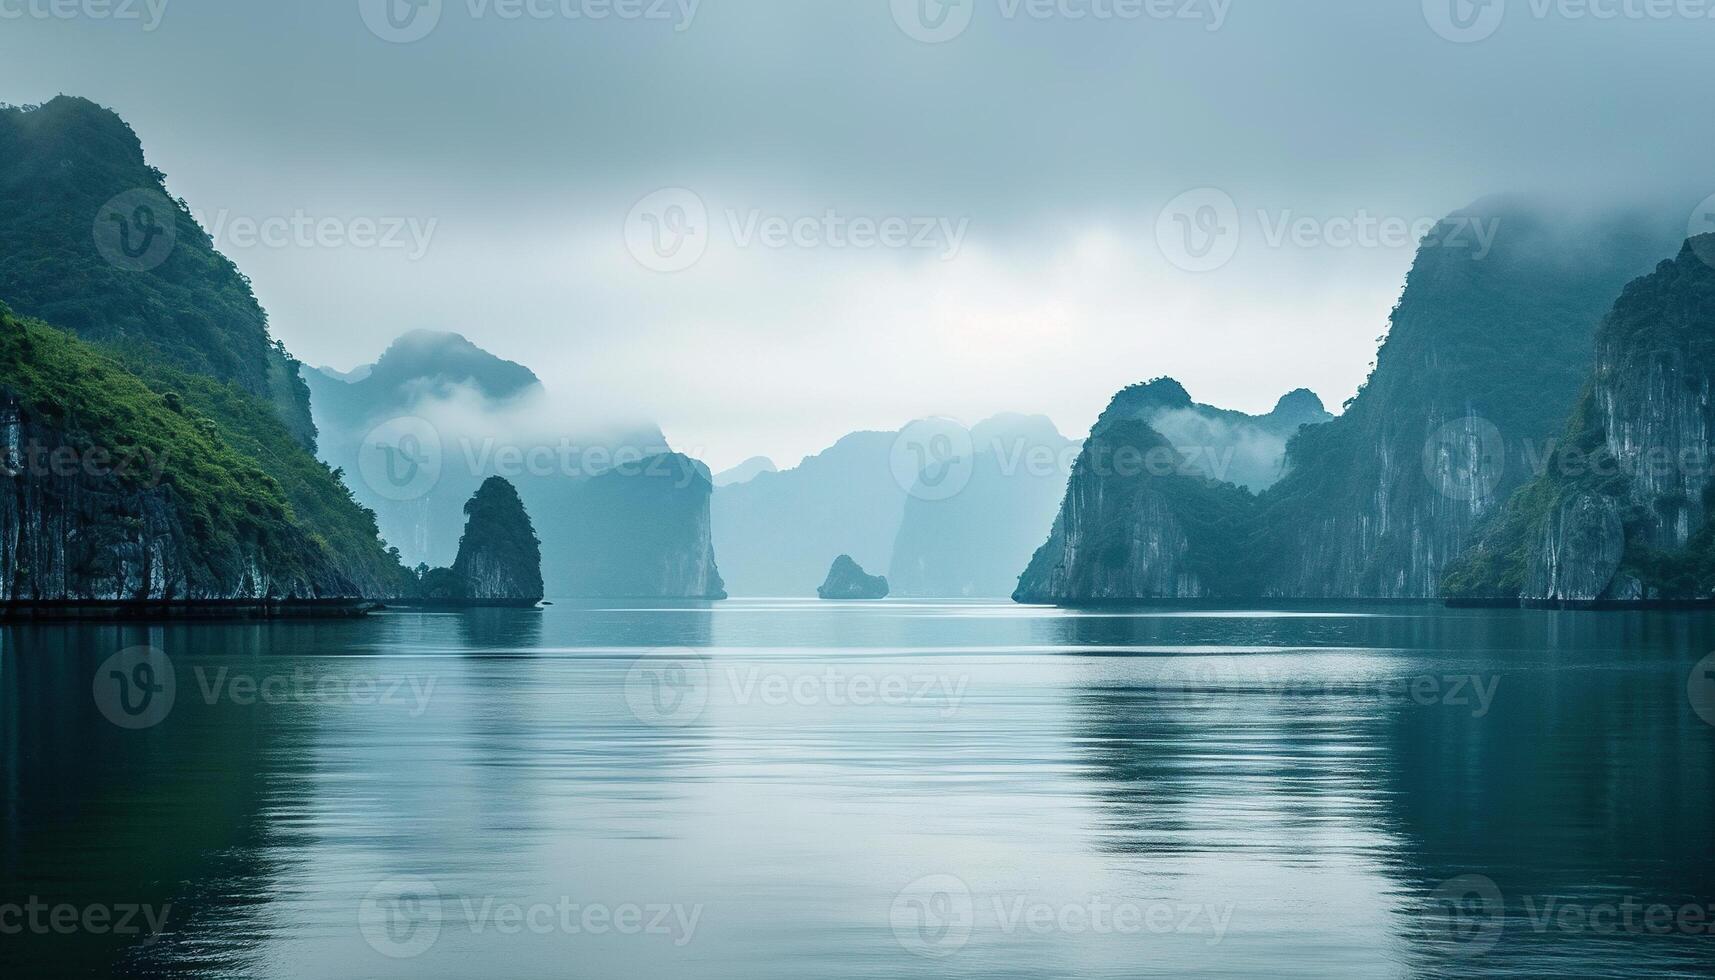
3, 600, 1713, 978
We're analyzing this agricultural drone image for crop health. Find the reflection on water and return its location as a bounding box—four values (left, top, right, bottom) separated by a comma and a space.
3, 601, 1713, 978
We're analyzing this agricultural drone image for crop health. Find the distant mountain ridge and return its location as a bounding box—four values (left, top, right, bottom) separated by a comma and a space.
306, 330, 724, 598
307, 330, 542, 424
714, 415, 1077, 597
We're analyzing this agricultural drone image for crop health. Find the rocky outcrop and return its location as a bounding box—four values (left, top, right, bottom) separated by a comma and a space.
0, 98, 413, 598
444, 477, 544, 602
560, 453, 726, 599
1015, 199, 1681, 604
1247, 200, 1677, 599
1446, 235, 1715, 601
1090, 380, 1332, 493
0, 394, 355, 602
1013, 415, 1255, 602
1522, 493, 1627, 601
817, 555, 889, 599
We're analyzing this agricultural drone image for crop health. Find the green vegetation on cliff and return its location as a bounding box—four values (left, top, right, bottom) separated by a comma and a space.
1444, 236, 1715, 600
0, 96, 316, 447
1, 307, 361, 595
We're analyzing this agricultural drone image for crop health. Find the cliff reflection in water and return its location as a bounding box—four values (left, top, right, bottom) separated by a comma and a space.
1046, 606, 1715, 976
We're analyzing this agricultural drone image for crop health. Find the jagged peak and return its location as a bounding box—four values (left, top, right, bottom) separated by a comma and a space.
361, 329, 541, 401
1270, 388, 1327, 417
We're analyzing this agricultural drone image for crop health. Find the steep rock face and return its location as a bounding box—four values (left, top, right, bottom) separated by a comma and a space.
0, 356, 356, 603
1014, 417, 1255, 602
0, 98, 410, 597
1251, 199, 1676, 598
817, 555, 889, 599
1522, 494, 1627, 601
449, 477, 544, 602
1446, 236, 1715, 601
561, 453, 726, 598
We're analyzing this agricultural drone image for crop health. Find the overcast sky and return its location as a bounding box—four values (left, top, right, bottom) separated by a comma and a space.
3, 0, 1712, 468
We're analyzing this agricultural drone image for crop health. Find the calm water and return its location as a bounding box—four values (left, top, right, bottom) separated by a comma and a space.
4, 600, 1714, 978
